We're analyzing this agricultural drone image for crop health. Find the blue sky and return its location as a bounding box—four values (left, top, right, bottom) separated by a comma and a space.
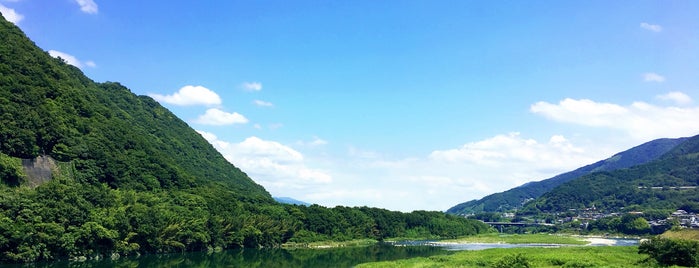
3, 1, 699, 211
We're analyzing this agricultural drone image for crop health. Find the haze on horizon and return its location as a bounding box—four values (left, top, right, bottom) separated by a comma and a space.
3, 1, 699, 211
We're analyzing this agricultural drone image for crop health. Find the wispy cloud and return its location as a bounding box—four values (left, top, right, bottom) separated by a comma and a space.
253, 100, 274, 107
657, 91, 692, 105
74, 0, 98, 14
640, 22, 662, 32
149, 85, 222, 106
193, 108, 248, 125
0, 4, 23, 24
297, 136, 328, 147
48, 50, 96, 69
643, 72, 665, 82
242, 82, 262, 91
531, 98, 699, 141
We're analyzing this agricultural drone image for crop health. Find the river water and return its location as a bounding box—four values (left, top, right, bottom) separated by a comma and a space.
0, 238, 639, 268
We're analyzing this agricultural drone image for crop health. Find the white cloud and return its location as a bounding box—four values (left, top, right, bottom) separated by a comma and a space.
233, 136, 303, 163
0, 4, 23, 24
657, 91, 692, 105
643, 72, 665, 82
640, 22, 662, 32
242, 82, 262, 91
194, 108, 248, 125
302, 132, 609, 211
48, 50, 96, 69
149, 85, 222, 106
49, 50, 81, 67
197, 129, 626, 212
196, 132, 333, 193
74, 0, 98, 14
429, 132, 587, 169
253, 100, 274, 107
531, 98, 699, 141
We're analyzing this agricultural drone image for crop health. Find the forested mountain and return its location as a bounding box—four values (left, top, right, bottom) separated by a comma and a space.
0, 14, 270, 199
0, 15, 491, 263
520, 134, 699, 214
446, 137, 686, 215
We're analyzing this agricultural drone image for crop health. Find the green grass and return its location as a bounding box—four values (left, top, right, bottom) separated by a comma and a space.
660, 228, 699, 240
282, 238, 377, 248
442, 233, 588, 245
356, 246, 648, 268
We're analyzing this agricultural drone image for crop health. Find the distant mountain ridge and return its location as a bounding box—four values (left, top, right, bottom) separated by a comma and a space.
274, 197, 311, 206
446, 137, 688, 215
522, 134, 699, 213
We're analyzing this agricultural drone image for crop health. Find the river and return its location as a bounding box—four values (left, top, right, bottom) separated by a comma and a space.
0, 238, 639, 268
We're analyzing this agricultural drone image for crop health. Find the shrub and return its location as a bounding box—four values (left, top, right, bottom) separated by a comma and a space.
491, 253, 530, 268
638, 237, 699, 267
562, 260, 597, 268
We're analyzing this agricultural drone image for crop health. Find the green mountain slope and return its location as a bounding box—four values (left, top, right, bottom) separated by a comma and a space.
0, 15, 491, 263
521, 134, 699, 214
0, 17, 269, 199
447, 137, 686, 215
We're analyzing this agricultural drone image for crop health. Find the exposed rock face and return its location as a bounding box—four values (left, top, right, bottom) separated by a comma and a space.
21, 155, 57, 187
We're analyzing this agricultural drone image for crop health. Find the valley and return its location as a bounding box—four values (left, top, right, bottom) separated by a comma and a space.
2, 2, 699, 267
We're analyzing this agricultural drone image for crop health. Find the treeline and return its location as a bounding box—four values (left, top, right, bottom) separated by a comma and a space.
0, 176, 491, 263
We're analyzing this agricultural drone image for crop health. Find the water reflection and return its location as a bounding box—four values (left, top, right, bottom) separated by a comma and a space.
0, 238, 639, 268
1, 244, 450, 268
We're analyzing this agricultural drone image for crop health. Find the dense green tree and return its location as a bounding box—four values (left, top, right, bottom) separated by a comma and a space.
0, 152, 23, 186
639, 237, 699, 267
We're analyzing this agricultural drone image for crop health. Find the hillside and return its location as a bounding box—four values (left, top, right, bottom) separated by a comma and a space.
0, 14, 491, 263
0, 16, 270, 199
446, 137, 686, 215
521, 134, 699, 214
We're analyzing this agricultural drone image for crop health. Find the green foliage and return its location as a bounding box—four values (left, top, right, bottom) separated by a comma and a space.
638, 237, 699, 267
0, 153, 23, 186
468, 212, 503, 222
491, 253, 530, 268
0, 179, 492, 263
356, 246, 644, 268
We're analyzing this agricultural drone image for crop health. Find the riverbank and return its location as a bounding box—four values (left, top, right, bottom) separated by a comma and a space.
442, 233, 589, 245
280, 233, 626, 249
281, 239, 377, 249
355, 246, 644, 267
